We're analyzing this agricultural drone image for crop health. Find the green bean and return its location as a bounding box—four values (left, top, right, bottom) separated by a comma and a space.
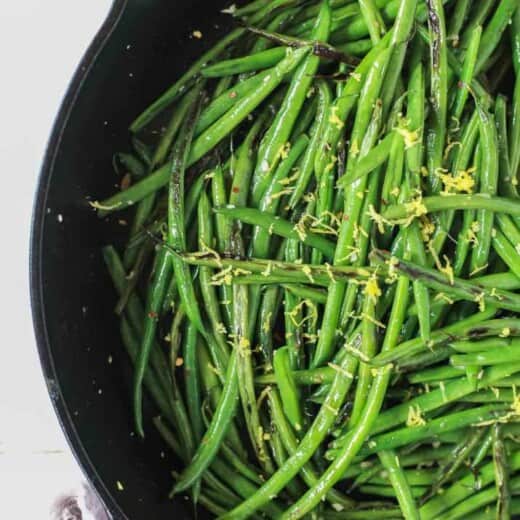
492, 229, 520, 280
322, 506, 404, 519
450, 337, 511, 353
211, 457, 284, 518
116, 241, 153, 315
193, 47, 311, 166
451, 25, 481, 123
447, 0, 472, 47
251, 6, 302, 53
273, 346, 304, 431
202, 47, 287, 77
350, 286, 379, 426
513, 7, 520, 75
382, 194, 520, 223
511, 74, 520, 181
233, 0, 274, 17
267, 425, 306, 501
380, 0, 418, 116
338, 38, 374, 57
471, 426, 494, 469
475, 0, 519, 74
119, 318, 175, 428
451, 342, 520, 367
292, 3, 360, 38
195, 70, 271, 136
464, 499, 520, 520
439, 476, 520, 520
421, 452, 520, 519
338, 132, 394, 186
219, 350, 359, 518
157, 420, 239, 507
133, 247, 172, 438
176, 250, 372, 285
102, 246, 172, 394
282, 258, 411, 518
407, 365, 465, 384
370, 303, 498, 366
493, 423, 511, 520
356, 404, 507, 457
289, 80, 333, 208
199, 405, 264, 486
470, 104, 498, 276
420, 426, 487, 504
424, 0, 448, 194
359, 0, 386, 43
338, 362, 520, 447
133, 92, 203, 437
211, 166, 234, 325
377, 450, 420, 520
312, 44, 392, 369
371, 250, 520, 314
267, 388, 355, 509
381, 133, 405, 211
251, 1, 331, 205
458, 0, 494, 52
168, 302, 186, 387
281, 284, 328, 304
196, 192, 230, 373
314, 34, 389, 181
216, 206, 335, 257
173, 350, 240, 493
256, 266, 283, 363
406, 218, 431, 343
197, 342, 244, 459
114, 152, 146, 180
232, 245, 275, 474
283, 239, 305, 368
359, 484, 426, 499
371, 468, 438, 487
256, 366, 335, 386
131, 137, 152, 165
183, 322, 203, 442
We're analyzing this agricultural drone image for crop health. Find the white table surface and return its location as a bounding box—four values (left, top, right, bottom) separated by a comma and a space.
0, 2, 112, 517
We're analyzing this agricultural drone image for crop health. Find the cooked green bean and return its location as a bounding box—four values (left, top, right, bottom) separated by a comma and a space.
99, 2, 520, 516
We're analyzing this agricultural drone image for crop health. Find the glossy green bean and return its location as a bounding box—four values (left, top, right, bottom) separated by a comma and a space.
202, 47, 286, 77
492, 229, 520, 280
377, 450, 420, 520
173, 351, 240, 493
217, 206, 335, 257
451, 25, 481, 123
382, 194, 520, 223
267, 388, 355, 509
289, 80, 333, 208
282, 260, 411, 518
273, 346, 304, 432
252, 1, 331, 205
470, 105, 498, 275
475, 0, 518, 74
218, 351, 359, 518
195, 70, 271, 136
183, 322, 203, 442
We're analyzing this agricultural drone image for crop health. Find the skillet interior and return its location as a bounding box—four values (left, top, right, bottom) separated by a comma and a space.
31, 0, 230, 517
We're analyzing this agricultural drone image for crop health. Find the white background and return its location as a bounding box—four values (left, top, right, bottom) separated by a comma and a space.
0, 1, 112, 517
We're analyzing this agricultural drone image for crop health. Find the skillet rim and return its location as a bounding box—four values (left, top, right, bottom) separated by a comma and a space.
29, 1, 130, 518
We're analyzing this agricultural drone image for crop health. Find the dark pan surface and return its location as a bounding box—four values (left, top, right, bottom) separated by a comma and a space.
30, 0, 229, 517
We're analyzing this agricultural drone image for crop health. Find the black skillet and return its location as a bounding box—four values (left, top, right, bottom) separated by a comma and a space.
30, 0, 232, 518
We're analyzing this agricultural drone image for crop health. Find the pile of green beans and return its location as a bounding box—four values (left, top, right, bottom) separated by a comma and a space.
97, 0, 520, 517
